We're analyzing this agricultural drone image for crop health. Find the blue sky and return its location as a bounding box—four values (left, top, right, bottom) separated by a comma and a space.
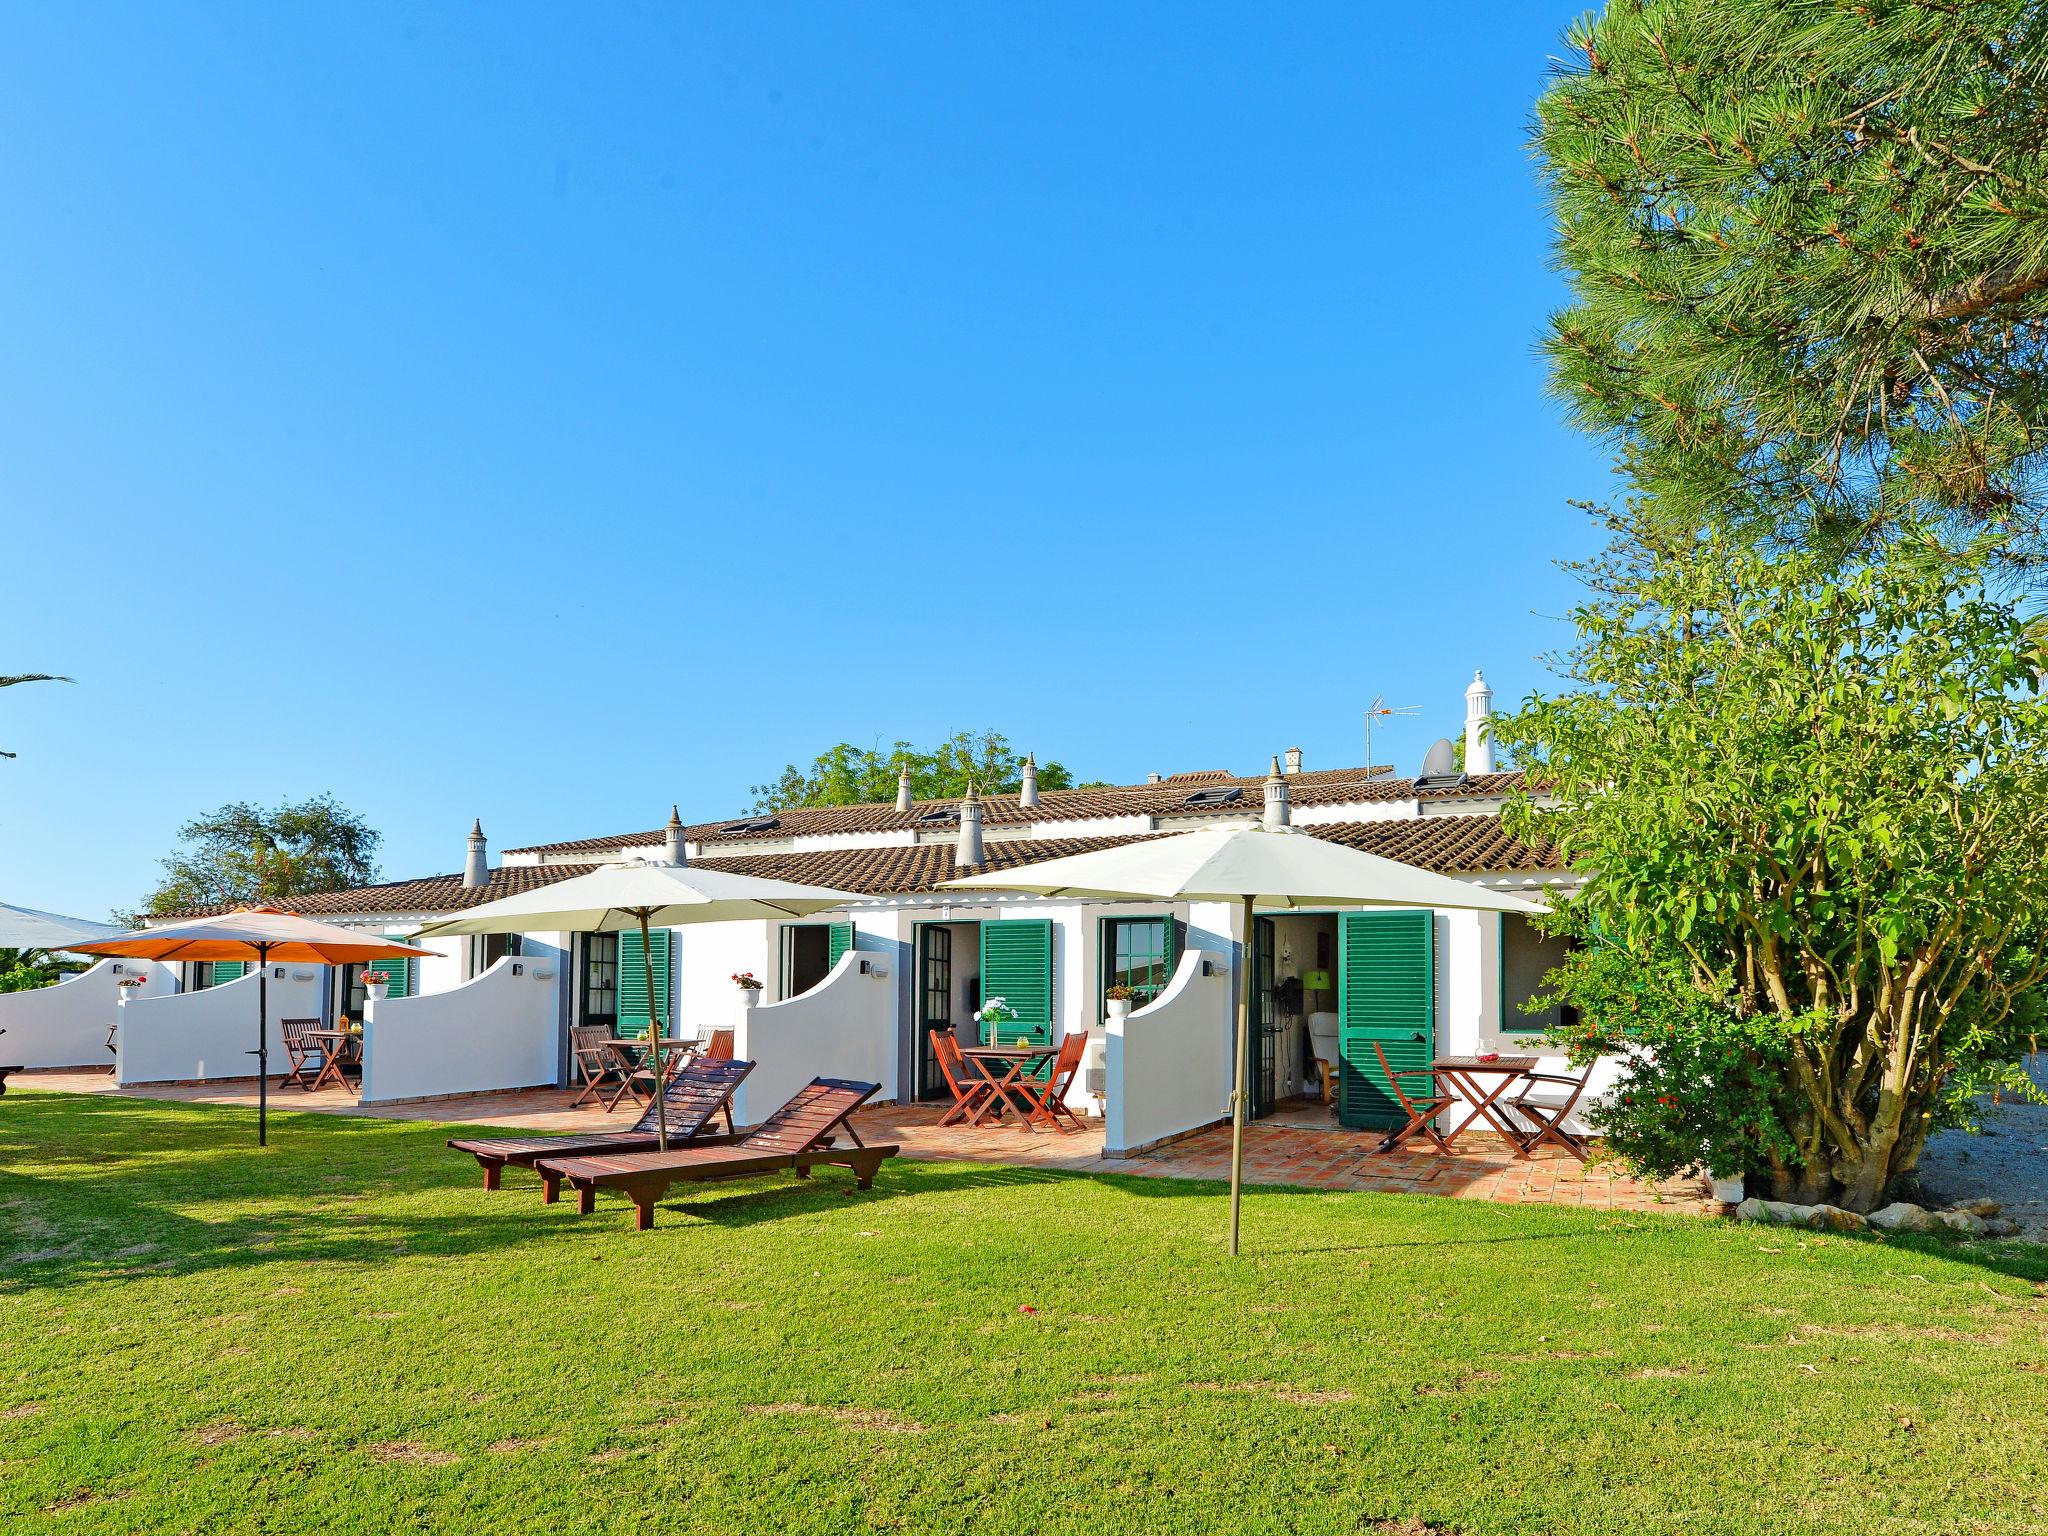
2, 3, 1614, 921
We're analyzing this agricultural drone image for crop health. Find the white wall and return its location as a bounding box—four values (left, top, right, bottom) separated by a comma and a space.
117, 965, 324, 1084
731, 950, 896, 1126
0, 959, 176, 1069
359, 955, 561, 1104
414, 935, 466, 995
676, 918, 774, 1034
1103, 949, 1231, 1156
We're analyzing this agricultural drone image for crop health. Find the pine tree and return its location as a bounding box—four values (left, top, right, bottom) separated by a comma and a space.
1536, 0, 2048, 562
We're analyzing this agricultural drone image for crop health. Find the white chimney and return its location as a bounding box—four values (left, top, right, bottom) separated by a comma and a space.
1019, 753, 1041, 809
663, 805, 686, 865
956, 783, 985, 867
1283, 746, 1303, 776
1146, 772, 1162, 784
1464, 669, 1495, 774
1262, 757, 1291, 828
895, 766, 914, 813
462, 819, 490, 888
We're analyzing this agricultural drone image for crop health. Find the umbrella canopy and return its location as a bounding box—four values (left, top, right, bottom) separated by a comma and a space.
943, 823, 1550, 1255
73, 908, 432, 1147
0, 902, 123, 951
416, 859, 864, 1150
942, 822, 1547, 914
72, 908, 434, 965
413, 860, 867, 938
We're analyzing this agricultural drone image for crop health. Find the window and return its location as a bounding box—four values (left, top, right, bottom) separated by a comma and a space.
582, 933, 619, 1030
1103, 917, 1172, 1010
922, 926, 952, 1028
472, 932, 522, 976
781, 921, 853, 997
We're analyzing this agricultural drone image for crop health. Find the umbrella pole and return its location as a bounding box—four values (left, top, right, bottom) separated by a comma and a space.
638, 911, 668, 1154
256, 941, 271, 1148
1228, 893, 1253, 1256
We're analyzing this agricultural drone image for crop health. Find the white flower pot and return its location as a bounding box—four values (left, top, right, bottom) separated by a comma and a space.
362, 980, 389, 1003
1105, 998, 1132, 1026
738, 989, 760, 1011
1708, 1173, 1745, 1205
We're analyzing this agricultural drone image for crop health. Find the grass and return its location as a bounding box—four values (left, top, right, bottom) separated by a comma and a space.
2, 1094, 2045, 1535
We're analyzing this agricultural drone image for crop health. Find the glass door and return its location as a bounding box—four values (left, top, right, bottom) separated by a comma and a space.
1249, 916, 1277, 1118
580, 933, 619, 1034
915, 925, 953, 1100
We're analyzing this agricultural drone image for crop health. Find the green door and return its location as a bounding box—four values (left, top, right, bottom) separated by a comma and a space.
1337, 911, 1436, 1130
1247, 916, 1277, 1118
617, 928, 673, 1039
980, 919, 1053, 1048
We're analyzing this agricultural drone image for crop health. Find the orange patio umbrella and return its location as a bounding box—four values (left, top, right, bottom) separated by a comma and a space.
73, 907, 431, 1146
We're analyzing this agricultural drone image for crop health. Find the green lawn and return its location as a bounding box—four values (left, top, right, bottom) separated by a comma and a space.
3, 1094, 2045, 1535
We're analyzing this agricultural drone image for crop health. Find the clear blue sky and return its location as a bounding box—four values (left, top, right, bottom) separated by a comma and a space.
2, 3, 1615, 921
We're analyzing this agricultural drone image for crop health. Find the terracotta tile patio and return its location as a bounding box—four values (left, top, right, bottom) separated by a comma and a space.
9, 1070, 1714, 1215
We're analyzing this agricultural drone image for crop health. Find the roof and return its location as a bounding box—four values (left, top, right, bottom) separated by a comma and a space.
506, 765, 1531, 855
213, 815, 1560, 917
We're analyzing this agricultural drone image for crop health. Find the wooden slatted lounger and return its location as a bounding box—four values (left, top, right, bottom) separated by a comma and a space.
446, 1058, 754, 1192
535, 1077, 898, 1230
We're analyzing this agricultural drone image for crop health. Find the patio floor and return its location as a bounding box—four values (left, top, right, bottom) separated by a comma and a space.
7, 1070, 1714, 1215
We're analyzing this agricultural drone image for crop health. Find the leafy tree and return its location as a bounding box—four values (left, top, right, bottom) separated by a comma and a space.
751, 732, 1078, 812
1497, 515, 2048, 1210
1535, 0, 2048, 564
1, 673, 71, 759
0, 946, 83, 994
135, 796, 381, 918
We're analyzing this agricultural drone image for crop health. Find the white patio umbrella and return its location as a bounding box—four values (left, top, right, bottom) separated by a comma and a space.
417, 859, 864, 1151
944, 820, 1547, 1255
0, 902, 122, 951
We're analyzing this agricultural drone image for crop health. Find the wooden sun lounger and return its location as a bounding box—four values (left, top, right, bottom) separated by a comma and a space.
535, 1077, 898, 1230
446, 1058, 753, 1191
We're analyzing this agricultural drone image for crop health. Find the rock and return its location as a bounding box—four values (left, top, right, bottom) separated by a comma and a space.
1735, 1197, 1769, 1224
1762, 1200, 1815, 1226
1982, 1217, 2021, 1238
1809, 1205, 1868, 1233
1938, 1210, 1988, 1237
1964, 1199, 2003, 1219
1869, 1202, 1939, 1233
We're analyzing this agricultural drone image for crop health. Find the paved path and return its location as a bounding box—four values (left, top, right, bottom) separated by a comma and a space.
9, 1069, 1711, 1215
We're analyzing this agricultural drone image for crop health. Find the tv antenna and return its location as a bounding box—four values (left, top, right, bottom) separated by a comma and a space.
1363, 696, 1420, 774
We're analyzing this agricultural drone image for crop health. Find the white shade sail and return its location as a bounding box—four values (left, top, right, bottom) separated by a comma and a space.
941, 822, 1548, 913
0, 902, 124, 951
415, 860, 865, 937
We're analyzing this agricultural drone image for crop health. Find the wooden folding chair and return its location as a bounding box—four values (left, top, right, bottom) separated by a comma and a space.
569, 1025, 631, 1110
278, 1018, 327, 1091
931, 1029, 995, 1127
1011, 1028, 1091, 1133
1503, 1066, 1595, 1161
1369, 1040, 1456, 1155
699, 1028, 735, 1061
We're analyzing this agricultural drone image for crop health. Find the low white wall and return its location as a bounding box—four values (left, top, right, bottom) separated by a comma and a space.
1103, 949, 1231, 1156
731, 950, 896, 1126
359, 955, 562, 1104
117, 965, 324, 1084
0, 959, 177, 1069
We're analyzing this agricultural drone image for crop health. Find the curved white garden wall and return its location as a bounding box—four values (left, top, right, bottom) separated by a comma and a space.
732, 951, 895, 1125
359, 955, 561, 1105
0, 959, 176, 1069
1104, 948, 1231, 1156
117, 965, 323, 1084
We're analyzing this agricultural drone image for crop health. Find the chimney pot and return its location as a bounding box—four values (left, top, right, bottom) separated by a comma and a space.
895, 765, 914, 813
1464, 668, 1496, 775
462, 819, 490, 889
1019, 752, 1040, 810
1262, 757, 1291, 828
664, 805, 686, 866
955, 782, 986, 867
1146, 772, 1161, 784
1283, 746, 1303, 776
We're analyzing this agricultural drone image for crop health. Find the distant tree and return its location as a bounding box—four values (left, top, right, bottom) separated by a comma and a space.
134, 796, 381, 918
0, 946, 83, 993
751, 732, 1078, 812
1, 673, 71, 759
1535, 0, 2048, 566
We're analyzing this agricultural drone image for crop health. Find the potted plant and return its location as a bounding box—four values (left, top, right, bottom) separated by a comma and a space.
1103, 983, 1136, 1025
732, 971, 763, 1009
977, 995, 1029, 1048
361, 969, 390, 1003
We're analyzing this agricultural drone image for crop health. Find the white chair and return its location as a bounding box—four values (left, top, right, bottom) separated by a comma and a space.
1306, 1011, 1341, 1105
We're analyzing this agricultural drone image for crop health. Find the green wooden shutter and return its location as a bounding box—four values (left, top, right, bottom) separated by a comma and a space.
1338, 911, 1436, 1130
617, 928, 673, 1040
1168, 916, 1186, 983
211, 961, 248, 985
827, 921, 855, 970
981, 919, 1053, 1048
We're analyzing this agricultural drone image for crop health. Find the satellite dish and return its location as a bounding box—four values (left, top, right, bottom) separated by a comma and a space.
1419, 738, 1459, 780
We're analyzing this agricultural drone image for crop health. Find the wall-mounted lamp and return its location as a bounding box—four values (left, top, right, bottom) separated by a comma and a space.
1201, 959, 1219, 978
533, 967, 557, 981
858, 959, 889, 979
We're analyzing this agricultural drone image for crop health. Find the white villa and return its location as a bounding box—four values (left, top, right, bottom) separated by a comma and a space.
6, 672, 1580, 1153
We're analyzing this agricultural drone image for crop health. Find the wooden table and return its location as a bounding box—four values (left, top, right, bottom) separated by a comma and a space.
959, 1043, 1054, 1126
602, 1037, 694, 1107
1429, 1055, 1539, 1155
305, 1029, 363, 1094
